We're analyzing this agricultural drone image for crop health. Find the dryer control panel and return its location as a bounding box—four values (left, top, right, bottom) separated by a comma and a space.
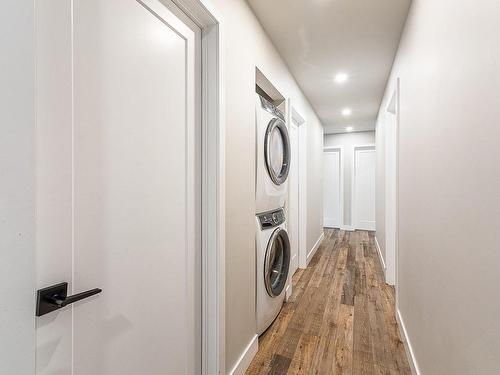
259, 95, 285, 122
257, 208, 285, 229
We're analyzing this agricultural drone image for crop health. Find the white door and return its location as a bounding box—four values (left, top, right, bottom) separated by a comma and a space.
323, 150, 342, 228
354, 147, 376, 231
288, 121, 300, 275
385, 112, 397, 284
35, 0, 201, 374
385, 84, 399, 286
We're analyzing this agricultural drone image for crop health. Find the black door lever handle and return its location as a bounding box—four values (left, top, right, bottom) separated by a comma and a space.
36, 282, 102, 317
46, 288, 102, 308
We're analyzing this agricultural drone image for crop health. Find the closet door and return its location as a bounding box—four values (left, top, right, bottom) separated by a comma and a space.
35, 0, 201, 373
354, 147, 376, 231
323, 149, 342, 228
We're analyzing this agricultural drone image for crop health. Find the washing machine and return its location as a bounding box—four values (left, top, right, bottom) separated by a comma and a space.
255, 207, 291, 335
255, 94, 291, 214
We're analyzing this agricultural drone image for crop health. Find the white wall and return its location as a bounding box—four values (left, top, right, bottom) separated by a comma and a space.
209, 0, 324, 371
324, 131, 375, 227
0, 1, 36, 374
376, 0, 500, 373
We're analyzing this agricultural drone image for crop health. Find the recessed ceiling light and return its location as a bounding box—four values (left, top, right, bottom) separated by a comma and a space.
345, 126, 354, 132
334, 73, 348, 83
342, 108, 352, 116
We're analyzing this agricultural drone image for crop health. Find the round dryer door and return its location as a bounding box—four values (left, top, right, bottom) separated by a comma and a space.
264, 118, 290, 185
264, 228, 291, 297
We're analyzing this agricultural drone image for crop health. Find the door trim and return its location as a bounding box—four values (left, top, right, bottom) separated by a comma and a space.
384, 78, 400, 295
288, 102, 308, 270
323, 146, 344, 229
352, 144, 376, 231
171, 1, 225, 374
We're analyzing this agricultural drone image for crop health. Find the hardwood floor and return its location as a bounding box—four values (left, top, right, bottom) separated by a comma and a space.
246, 229, 411, 375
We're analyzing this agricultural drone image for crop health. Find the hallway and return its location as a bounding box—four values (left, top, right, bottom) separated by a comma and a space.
247, 229, 411, 374
5, 0, 500, 373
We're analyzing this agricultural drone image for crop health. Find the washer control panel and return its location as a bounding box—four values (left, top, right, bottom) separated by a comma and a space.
258, 208, 285, 229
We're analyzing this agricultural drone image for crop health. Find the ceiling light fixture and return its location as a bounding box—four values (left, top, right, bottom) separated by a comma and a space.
334, 73, 348, 84
345, 126, 354, 132
342, 108, 352, 116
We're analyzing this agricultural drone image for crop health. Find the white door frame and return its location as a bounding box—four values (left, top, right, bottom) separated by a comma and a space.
384, 78, 399, 285
385, 78, 400, 291
288, 102, 308, 270
287, 113, 299, 277
323, 146, 344, 229
352, 144, 376, 231
1, 1, 225, 374
175, 2, 225, 373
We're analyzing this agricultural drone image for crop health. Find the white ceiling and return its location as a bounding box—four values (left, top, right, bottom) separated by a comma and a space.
247, 0, 411, 134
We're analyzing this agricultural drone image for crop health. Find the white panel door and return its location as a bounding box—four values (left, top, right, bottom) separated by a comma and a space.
385, 110, 397, 285
288, 121, 299, 275
323, 150, 342, 228
354, 147, 376, 231
35, 0, 201, 374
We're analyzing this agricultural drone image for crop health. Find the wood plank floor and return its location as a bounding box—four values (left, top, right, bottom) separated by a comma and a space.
246, 229, 411, 375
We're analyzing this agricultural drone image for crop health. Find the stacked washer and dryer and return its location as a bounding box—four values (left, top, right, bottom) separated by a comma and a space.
255, 94, 292, 335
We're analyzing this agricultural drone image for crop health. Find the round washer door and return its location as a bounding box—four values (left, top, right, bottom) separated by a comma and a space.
264, 118, 290, 185
264, 228, 291, 297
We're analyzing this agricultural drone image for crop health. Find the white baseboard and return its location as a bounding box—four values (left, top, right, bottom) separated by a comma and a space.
374, 236, 386, 272
227, 334, 258, 375
396, 309, 420, 375
340, 225, 355, 231
306, 232, 325, 265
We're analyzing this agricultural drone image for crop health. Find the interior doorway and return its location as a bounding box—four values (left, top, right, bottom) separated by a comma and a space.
323, 147, 344, 229
36, 1, 201, 373
353, 145, 376, 231
385, 79, 400, 286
